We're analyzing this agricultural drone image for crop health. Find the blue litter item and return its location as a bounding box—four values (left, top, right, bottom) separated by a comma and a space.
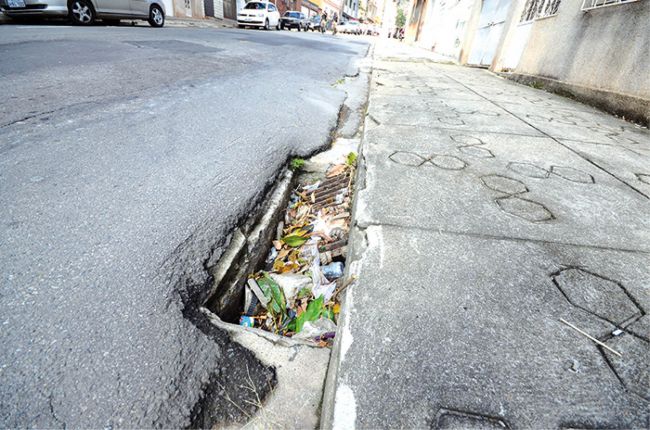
239, 315, 255, 327
322, 262, 344, 280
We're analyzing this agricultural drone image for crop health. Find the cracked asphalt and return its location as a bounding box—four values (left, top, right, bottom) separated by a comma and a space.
0, 24, 368, 427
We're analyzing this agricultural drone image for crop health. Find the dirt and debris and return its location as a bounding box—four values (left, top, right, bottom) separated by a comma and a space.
238, 155, 357, 346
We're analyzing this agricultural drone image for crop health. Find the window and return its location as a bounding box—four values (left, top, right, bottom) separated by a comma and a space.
268, 4, 276, 11
520, 0, 561, 22
244, 2, 265, 9
581, 0, 640, 10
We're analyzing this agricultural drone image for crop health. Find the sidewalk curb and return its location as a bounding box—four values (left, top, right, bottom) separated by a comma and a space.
319, 41, 376, 430
165, 16, 235, 28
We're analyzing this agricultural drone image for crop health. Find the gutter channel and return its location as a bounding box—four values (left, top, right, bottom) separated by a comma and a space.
185, 46, 373, 429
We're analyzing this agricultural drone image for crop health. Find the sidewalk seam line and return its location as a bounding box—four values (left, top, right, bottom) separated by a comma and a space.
441, 71, 650, 200
358, 221, 650, 255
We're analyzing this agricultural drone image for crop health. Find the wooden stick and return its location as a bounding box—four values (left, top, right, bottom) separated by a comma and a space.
559, 318, 622, 358
332, 275, 357, 300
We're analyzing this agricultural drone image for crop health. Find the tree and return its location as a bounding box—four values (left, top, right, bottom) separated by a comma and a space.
395, 8, 406, 28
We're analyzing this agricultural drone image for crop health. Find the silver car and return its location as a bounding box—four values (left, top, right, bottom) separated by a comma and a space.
1, 0, 166, 26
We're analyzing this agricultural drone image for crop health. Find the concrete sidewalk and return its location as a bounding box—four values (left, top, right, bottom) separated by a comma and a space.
322, 40, 650, 429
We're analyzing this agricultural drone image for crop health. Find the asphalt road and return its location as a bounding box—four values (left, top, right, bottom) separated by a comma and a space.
0, 24, 368, 428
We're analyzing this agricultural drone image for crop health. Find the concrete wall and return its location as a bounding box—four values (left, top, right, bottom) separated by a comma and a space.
515, 1, 650, 99
410, 0, 474, 59
173, 0, 205, 17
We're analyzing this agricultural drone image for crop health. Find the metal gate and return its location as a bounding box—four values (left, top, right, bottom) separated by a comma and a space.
468, 0, 511, 67
223, 0, 236, 19
204, 0, 214, 16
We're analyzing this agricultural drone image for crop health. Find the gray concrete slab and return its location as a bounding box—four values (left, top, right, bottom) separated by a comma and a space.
560, 140, 650, 198
322, 40, 650, 429
357, 126, 650, 251
326, 225, 650, 429
495, 102, 650, 145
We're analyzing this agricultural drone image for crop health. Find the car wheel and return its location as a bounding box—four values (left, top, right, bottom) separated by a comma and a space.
238, 24, 244, 28
276, 20, 280, 30
148, 4, 164, 27
263, 18, 269, 30
69, 0, 95, 25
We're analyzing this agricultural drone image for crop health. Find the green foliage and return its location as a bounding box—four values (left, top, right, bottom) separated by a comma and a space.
346, 152, 357, 166
257, 274, 286, 318
290, 158, 305, 171
530, 81, 544, 90
281, 229, 310, 247
290, 295, 324, 333
395, 8, 406, 28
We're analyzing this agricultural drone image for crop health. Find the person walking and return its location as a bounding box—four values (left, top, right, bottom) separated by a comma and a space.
321, 10, 328, 33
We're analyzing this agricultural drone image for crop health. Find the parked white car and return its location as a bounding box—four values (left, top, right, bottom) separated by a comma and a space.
237, 1, 280, 30
338, 20, 362, 35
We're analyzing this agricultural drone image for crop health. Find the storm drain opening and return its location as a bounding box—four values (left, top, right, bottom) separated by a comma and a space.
202, 149, 358, 346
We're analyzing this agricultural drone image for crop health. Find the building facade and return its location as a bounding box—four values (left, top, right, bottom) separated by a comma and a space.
404, 0, 650, 125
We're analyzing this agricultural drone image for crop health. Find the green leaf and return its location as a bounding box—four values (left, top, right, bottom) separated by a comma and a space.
296, 286, 311, 299
282, 233, 309, 248
256, 276, 274, 303
322, 307, 335, 321
257, 274, 286, 317
295, 296, 324, 333
346, 152, 357, 166
268, 277, 286, 316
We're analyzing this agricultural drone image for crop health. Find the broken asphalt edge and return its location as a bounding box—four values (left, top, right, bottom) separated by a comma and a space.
168, 41, 375, 429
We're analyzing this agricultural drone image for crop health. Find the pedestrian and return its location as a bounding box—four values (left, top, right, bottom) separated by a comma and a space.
321, 10, 328, 33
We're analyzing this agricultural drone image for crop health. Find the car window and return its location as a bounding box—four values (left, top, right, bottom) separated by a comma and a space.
244, 2, 265, 9
300, 13, 305, 19
285, 11, 300, 17
268, 4, 276, 11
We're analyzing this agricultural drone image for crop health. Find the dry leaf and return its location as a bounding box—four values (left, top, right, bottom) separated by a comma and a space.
326, 164, 347, 178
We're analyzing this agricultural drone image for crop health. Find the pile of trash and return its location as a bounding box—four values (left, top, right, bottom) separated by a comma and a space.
239, 156, 356, 346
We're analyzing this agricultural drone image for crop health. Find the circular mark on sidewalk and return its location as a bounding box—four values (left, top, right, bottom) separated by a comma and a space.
481, 175, 528, 195
507, 162, 550, 179
450, 135, 483, 145
438, 117, 466, 126
636, 173, 650, 184
458, 145, 494, 159
496, 196, 554, 222
551, 166, 595, 184
429, 155, 467, 170
526, 114, 551, 122
552, 268, 642, 325
389, 151, 427, 167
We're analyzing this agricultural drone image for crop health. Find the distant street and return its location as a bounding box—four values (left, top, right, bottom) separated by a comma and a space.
0, 24, 368, 428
